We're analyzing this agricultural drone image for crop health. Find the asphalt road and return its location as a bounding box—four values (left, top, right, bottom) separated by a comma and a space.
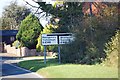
1, 56, 43, 79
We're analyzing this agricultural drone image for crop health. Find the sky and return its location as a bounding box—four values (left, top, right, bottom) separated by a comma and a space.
0, 0, 24, 17
0, 0, 40, 17
0, 0, 54, 27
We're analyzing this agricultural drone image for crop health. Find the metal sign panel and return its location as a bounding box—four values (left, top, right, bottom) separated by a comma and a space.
59, 36, 73, 44
42, 33, 74, 45
42, 34, 58, 45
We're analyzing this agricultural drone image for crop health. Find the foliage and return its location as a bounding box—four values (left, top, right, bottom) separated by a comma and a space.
36, 34, 42, 52
36, 2, 119, 64
12, 40, 21, 48
60, 39, 101, 64
37, 2, 83, 32
52, 1, 64, 8
16, 14, 43, 49
60, 3, 119, 64
1, 1, 31, 30
61, 16, 118, 64
103, 30, 119, 67
36, 24, 57, 52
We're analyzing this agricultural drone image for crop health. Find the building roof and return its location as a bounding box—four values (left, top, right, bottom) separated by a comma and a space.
0, 30, 18, 36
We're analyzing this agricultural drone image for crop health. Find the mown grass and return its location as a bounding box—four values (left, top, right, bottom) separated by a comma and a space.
18, 58, 58, 72
37, 64, 118, 78
18, 58, 118, 78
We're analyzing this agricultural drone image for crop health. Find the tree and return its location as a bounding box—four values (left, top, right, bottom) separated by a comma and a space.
34, 2, 119, 64
16, 14, 43, 49
1, 1, 31, 30
36, 2, 107, 32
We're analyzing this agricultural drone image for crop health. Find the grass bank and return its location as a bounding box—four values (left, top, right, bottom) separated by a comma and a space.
18, 58, 118, 78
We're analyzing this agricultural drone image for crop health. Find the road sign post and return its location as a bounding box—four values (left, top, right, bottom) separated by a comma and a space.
44, 45, 47, 64
58, 45, 61, 64
42, 33, 74, 64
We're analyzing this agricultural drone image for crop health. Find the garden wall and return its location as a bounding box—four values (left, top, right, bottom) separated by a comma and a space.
4, 45, 53, 57
4, 45, 37, 57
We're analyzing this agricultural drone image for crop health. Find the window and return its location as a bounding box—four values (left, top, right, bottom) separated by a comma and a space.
10, 36, 15, 41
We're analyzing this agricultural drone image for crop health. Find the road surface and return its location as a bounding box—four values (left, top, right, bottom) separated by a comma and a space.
0, 54, 43, 79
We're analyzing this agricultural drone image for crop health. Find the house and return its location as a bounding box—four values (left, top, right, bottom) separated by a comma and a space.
0, 30, 18, 52
82, 2, 107, 16
0, 30, 18, 44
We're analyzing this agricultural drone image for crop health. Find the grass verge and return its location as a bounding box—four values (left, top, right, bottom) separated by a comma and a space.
18, 58, 118, 78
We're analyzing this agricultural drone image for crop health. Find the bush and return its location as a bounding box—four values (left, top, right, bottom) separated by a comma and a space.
12, 40, 21, 48
60, 14, 119, 64
103, 30, 119, 67
61, 37, 101, 64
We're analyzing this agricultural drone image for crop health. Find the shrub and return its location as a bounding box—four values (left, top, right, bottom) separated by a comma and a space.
60, 14, 119, 64
103, 30, 119, 67
60, 38, 101, 64
12, 40, 21, 48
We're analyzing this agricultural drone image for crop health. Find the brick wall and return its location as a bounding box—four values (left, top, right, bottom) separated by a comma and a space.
4, 45, 37, 57
4, 45, 54, 57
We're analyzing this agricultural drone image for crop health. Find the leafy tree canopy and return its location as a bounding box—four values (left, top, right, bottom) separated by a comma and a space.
1, 1, 31, 30
36, 2, 83, 32
16, 14, 43, 49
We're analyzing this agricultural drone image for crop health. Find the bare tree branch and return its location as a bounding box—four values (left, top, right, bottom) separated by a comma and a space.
38, 13, 46, 19
32, 0, 38, 3
34, 7, 41, 14
35, 12, 44, 14
23, 0, 39, 8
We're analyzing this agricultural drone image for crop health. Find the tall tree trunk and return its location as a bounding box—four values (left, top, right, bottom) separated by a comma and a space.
89, 2, 93, 16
